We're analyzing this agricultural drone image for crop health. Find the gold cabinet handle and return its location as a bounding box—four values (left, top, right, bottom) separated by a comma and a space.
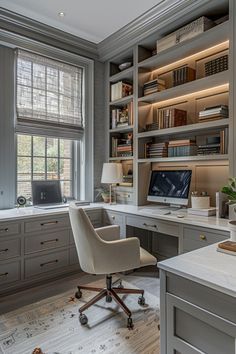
40, 259, 58, 267
40, 238, 59, 245
40, 221, 58, 226
0, 248, 9, 254
0, 228, 9, 233
200, 235, 206, 240
0, 272, 8, 277
143, 223, 157, 228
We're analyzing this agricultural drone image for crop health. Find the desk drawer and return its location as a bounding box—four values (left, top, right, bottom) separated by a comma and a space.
0, 238, 21, 260
104, 210, 124, 227
183, 226, 229, 252
25, 216, 70, 233
25, 250, 69, 278
126, 215, 179, 236
0, 260, 21, 285
25, 230, 70, 254
0, 222, 20, 237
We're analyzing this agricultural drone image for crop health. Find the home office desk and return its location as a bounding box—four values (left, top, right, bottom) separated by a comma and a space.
0, 203, 230, 295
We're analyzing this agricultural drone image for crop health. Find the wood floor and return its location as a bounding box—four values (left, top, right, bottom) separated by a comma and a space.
0, 266, 160, 315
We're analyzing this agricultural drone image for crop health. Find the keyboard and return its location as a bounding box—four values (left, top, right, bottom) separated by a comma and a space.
34, 203, 69, 210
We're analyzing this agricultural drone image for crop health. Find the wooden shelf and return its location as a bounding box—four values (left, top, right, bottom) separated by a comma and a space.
109, 157, 133, 161
138, 21, 229, 70
109, 66, 134, 83
138, 71, 229, 104
137, 118, 229, 138
138, 154, 228, 163
109, 95, 133, 106
109, 125, 134, 133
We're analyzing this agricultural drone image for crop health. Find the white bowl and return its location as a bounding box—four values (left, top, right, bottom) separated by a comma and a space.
119, 62, 132, 71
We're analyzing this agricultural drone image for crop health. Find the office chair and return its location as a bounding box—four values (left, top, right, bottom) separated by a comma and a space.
69, 202, 157, 329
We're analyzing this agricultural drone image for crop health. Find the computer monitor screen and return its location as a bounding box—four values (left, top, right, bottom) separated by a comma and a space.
147, 170, 192, 206
32, 180, 62, 205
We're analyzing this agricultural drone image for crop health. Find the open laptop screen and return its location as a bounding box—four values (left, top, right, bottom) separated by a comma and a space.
32, 180, 62, 205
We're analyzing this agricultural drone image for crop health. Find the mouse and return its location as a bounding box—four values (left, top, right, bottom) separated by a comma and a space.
176, 214, 185, 218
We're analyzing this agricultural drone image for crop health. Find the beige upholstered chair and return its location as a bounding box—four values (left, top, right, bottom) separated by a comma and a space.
69, 202, 157, 329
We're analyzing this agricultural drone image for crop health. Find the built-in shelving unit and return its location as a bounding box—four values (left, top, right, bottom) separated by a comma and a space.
106, 2, 230, 206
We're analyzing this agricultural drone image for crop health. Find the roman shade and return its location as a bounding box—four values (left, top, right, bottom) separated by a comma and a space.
16, 49, 84, 139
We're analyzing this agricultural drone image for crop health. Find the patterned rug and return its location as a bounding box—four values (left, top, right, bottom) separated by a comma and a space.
0, 280, 160, 354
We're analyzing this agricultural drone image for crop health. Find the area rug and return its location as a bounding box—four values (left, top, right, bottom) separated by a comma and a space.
0, 280, 160, 354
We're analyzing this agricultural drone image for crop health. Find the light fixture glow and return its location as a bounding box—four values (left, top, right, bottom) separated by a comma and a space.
58, 12, 65, 17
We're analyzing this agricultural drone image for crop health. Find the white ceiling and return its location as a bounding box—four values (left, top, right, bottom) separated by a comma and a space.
0, 0, 162, 43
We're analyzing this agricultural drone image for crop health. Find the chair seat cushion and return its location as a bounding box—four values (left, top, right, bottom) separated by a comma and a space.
140, 247, 157, 266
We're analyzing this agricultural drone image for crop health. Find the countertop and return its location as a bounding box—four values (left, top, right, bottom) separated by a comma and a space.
158, 243, 236, 298
0, 203, 230, 232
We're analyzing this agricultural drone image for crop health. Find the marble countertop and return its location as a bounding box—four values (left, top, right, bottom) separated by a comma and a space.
158, 244, 236, 298
0, 203, 230, 232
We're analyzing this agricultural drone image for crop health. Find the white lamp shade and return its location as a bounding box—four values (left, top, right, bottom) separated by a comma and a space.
101, 163, 123, 184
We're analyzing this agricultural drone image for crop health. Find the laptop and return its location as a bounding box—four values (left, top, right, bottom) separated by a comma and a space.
32, 180, 69, 209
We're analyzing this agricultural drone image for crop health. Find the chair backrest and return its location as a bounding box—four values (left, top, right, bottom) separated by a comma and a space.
69, 202, 103, 274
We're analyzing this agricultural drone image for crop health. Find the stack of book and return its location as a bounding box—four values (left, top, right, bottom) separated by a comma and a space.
217, 241, 236, 256
197, 136, 223, 155
143, 78, 165, 96
145, 142, 168, 158
205, 54, 228, 76
145, 121, 159, 131
111, 133, 133, 157
120, 174, 133, 187
157, 108, 187, 129
168, 139, 197, 157
111, 81, 133, 101
173, 66, 196, 86
111, 102, 133, 129
198, 105, 228, 122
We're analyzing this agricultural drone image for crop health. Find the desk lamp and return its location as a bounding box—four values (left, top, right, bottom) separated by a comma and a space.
101, 163, 123, 204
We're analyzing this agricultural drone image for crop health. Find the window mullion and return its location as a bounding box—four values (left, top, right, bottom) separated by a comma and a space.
45, 137, 47, 180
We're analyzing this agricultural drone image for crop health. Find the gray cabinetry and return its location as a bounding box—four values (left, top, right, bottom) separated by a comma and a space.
0, 237, 21, 260
103, 210, 126, 237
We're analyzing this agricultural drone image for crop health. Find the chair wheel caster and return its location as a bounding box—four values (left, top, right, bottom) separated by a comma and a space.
75, 289, 82, 299
138, 295, 145, 306
106, 295, 112, 303
79, 313, 88, 325
127, 317, 134, 330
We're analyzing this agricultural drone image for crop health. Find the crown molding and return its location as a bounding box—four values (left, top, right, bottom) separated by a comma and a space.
0, 7, 98, 60
98, 0, 216, 61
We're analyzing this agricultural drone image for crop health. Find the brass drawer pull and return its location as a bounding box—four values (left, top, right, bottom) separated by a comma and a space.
0, 272, 8, 277
143, 223, 157, 228
40, 259, 58, 267
111, 216, 115, 220
0, 248, 9, 254
200, 235, 206, 240
40, 221, 58, 226
0, 228, 9, 233
40, 238, 59, 245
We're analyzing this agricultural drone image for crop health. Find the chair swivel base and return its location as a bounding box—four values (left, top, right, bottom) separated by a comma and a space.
75, 275, 145, 329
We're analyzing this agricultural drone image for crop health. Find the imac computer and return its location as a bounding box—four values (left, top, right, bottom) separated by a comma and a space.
147, 170, 192, 211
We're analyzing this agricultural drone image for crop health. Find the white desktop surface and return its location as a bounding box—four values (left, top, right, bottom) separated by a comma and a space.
0, 203, 230, 232
159, 243, 236, 298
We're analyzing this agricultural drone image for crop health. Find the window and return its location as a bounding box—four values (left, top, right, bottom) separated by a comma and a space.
17, 134, 73, 199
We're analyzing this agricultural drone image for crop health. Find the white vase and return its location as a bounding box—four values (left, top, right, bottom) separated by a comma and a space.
229, 204, 236, 221
229, 220, 236, 241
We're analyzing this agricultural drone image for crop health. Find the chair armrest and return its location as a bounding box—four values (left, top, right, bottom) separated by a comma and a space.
95, 225, 120, 241
94, 237, 141, 274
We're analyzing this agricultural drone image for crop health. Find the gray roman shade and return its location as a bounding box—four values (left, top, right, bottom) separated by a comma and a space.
16, 49, 84, 139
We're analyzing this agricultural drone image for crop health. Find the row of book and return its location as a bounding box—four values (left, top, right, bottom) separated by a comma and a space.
145, 132, 228, 158
143, 78, 165, 96
198, 105, 228, 122
173, 66, 196, 86
111, 133, 133, 158
111, 102, 133, 129
110, 81, 133, 102
205, 54, 228, 76
155, 108, 187, 130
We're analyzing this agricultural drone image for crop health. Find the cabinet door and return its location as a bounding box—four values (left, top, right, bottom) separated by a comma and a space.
166, 294, 236, 354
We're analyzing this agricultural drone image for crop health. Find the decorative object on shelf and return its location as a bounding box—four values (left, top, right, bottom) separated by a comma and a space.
221, 177, 236, 220
205, 54, 228, 76
118, 61, 132, 71
143, 78, 165, 96
110, 81, 133, 101
173, 66, 196, 86
101, 163, 123, 204
111, 102, 133, 129
217, 240, 236, 256
17, 195, 27, 207
198, 105, 228, 122
156, 16, 214, 53
191, 191, 210, 209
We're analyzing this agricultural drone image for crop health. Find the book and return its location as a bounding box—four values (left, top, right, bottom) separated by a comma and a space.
173, 66, 196, 86
110, 81, 133, 101
187, 207, 216, 216
217, 241, 236, 256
